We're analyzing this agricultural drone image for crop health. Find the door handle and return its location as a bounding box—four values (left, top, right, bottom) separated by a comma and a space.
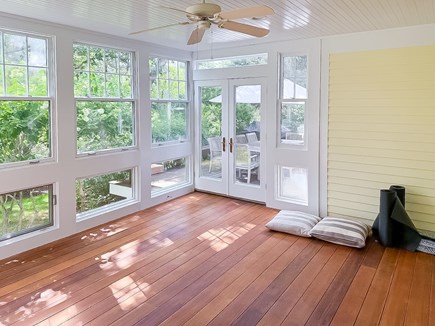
222, 137, 226, 152
229, 137, 233, 153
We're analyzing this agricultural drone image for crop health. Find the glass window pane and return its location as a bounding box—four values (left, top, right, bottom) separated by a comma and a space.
158, 58, 168, 79
151, 158, 188, 195
278, 166, 308, 205
105, 49, 118, 74
76, 169, 133, 216
0, 185, 53, 241
4, 34, 26, 65
119, 52, 131, 75
73, 44, 88, 71
151, 102, 187, 143
178, 62, 186, 80
281, 102, 305, 144
89, 73, 105, 97
169, 60, 177, 80
0, 33, 3, 64
76, 101, 134, 153
28, 37, 47, 67
196, 53, 268, 69
158, 79, 169, 98
169, 80, 178, 99
29, 67, 48, 96
0, 66, 4, 95
89, 47, 105, 72
0, 101, 50, 164
150, 78, 158, 99
283, 55, 307, 100
120, 75, 132, 98
199, 86, 222, 178
5, 65, 27, 96
74, 71, 89, 97
178, 81, 186, 100
106, 74, 120, 97
149, 57, 157, 78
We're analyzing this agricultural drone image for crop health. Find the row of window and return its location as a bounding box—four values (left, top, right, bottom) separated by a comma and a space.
0, 29, 191, 241
0, 31, 190, 167
0, 157, 189, 241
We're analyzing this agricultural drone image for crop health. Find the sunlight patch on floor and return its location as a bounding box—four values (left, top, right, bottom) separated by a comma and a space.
197, 223, 256, 252
109, 277, 149, 311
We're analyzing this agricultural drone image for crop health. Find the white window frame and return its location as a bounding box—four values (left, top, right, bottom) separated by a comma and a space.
150, 56, 190, 146
73, 42, 137, 156
0, 29, 55, 169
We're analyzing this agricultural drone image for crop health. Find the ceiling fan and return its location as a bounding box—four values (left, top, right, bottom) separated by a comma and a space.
130, 1, 275, 45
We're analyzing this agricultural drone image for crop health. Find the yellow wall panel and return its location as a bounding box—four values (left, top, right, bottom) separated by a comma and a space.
328, 45, 435, 232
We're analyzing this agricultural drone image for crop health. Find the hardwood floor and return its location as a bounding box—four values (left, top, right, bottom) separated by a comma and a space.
0, 192, 434, 325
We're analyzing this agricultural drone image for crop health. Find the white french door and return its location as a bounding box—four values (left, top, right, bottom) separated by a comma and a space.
194, 78, 266, 202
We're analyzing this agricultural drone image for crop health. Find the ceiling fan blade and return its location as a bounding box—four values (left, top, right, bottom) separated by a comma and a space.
219, 21, 269, 37
129, 22, 191, 35
187, 28, 206, 45
219, 5, 274, 20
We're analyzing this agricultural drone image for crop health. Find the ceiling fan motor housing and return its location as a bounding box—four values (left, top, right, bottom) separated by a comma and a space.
186, 3, 221, 17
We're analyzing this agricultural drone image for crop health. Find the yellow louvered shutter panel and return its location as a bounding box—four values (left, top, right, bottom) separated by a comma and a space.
328, 46, 435, 232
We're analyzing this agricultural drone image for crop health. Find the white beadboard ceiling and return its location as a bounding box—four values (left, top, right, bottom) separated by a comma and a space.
0, 0, 434, 50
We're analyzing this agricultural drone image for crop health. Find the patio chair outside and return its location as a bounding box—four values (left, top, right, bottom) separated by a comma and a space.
246, 132, 258, 144
208, 136, 222, 172
235, 144, 260, 184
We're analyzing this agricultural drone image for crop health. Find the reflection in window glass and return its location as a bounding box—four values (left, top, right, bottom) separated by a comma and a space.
76, 101, 134, 153
151, 102, 187, 143
0, 185, 54, 241
73, 43, 135, 154
76, 169, 133, 217
281, 102, 305, 144
280, 55, 308, 145
149, 57, 189, 145
0, 31, 52, 167
196, 53, 268, 69
1, 32, 49, 97
151, 158, 189, 195
278, 166, 308, 205
0, 101, 50, 164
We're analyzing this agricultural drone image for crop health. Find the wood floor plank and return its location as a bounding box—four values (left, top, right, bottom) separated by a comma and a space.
206, 240, 324, 326
107, 209, 275, 326
159, 233, 297, 326
0, 192, 211, 279
255, 244, 337, 326
184, 237, 312, 326
404, 253, 433, 326
27, 199, 260, 325
428, 251, 435, 326
279, 245, 351, 325
354, 248, 400, 326
330, 265, 377, 326
4, 194, 249, 324
0, 193, 433, 326
305, 241, 373, 325
379, 250, 416, 325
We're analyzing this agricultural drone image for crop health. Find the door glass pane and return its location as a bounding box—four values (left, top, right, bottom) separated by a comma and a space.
278, 166, 308, 205
234, 85, 261, 186
200, 86, 222, 179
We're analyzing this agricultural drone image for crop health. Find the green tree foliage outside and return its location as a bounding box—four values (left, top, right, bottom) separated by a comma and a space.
0, 186, 52, 240
76, 170, 131, 214
150, 57, 188, 143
